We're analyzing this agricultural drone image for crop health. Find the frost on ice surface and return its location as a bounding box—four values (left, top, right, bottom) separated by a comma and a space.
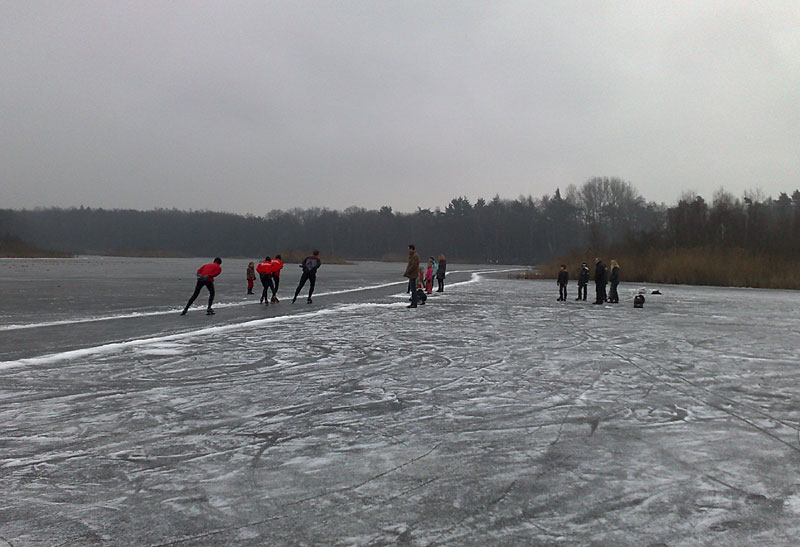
1, 260, 800, 545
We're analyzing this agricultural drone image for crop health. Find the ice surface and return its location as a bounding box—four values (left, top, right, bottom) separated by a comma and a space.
1, 258, 800, 545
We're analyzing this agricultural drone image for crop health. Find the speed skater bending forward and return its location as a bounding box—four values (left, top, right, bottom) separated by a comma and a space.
293, 250, 322, 304
256, 257, 275, 306
181, 257, 222, 315
270, 254, 284, 303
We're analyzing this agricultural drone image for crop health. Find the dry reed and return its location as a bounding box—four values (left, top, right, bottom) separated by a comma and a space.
517, 247, 800, 290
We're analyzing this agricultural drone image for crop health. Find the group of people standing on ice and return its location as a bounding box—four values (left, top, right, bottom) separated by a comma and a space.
557, 258, 620, 305
181, 251, 322, 315
404, 244, 447, 308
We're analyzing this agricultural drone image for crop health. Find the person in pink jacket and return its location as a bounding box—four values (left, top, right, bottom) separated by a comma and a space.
181, 257, 222, 315
425, 257, 434, 294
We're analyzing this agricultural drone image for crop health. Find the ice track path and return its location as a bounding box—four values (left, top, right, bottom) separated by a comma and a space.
2, 266, 800, 545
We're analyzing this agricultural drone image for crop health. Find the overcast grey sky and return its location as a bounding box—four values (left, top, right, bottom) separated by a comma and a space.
2, 1, 799, 215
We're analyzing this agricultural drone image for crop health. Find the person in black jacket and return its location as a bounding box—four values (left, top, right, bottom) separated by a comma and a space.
593, 258, 607, 305
608, 260, 620, 303
576, 262, 590, 301
556, 265, 568, 301
292, 250, 322, 304
436, 254, 447, 292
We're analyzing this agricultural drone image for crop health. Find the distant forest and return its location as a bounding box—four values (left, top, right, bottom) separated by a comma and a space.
2, 177, 800, 268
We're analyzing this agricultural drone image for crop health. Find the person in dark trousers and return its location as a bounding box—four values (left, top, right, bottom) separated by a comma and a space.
246, 261, 256, 294
270, 254, 284, 303
181, 257, 222, 315
293, 250, 322, 304
608, 260, 620, 303
576, 262, 590, 301
593, 258, 607, 305
436, 254, 447, 292
404, 244, 420, 300
557, 264, 568, 301
256, 256, 275, 306
413, 270, 428, 306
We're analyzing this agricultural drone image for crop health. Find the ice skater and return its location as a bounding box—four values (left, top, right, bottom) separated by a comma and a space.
246, 261, 256, 294
576, 262, 589, 301
270, 254, 284, 303
181, 257, 222, 315
557, 264, 568, 301
293, 250, 321, 304
256, 256, 275, 306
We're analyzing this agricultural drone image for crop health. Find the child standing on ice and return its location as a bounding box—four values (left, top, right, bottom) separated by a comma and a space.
246, 261, 256, 294
415, 268, 428, 305
425, 258, 434, 294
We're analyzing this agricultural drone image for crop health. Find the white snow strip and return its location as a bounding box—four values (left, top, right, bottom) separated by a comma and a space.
0, 268, 523, 332
0, 281, 413, 332
0, 302, 408, 371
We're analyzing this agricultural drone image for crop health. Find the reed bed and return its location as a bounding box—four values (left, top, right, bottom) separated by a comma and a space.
517, 247, 800, 290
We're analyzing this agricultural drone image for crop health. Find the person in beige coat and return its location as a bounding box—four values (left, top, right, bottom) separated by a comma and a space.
404, 244, 420, 307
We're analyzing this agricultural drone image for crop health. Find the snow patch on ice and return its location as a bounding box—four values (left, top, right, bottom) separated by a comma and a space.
785, 494, 800, 515
283, 454, 339, 471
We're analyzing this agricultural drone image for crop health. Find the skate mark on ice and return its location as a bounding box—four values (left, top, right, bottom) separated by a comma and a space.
150, 443, 440, 547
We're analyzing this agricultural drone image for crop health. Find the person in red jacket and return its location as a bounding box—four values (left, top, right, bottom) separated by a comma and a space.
269, 254, 284, 303
181, 257, 222, 315
256, 256, 275, 305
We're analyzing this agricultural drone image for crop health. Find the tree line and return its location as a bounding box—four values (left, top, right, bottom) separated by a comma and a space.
2, 178, 799, 265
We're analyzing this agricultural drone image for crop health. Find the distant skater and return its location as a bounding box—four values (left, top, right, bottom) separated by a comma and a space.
270, 254, 284, 303
293, 250, 322, 304
405, 245, 420, 295
436, 254, 447, 292
557, 264, 568, 301
246, 261, 256, 294
593, 258, 607, 305
576, 262, 589, 301
425, 257, 434, 294
181, 257, 222, 315
256, 256, 275, 306
608, 260, 620, 303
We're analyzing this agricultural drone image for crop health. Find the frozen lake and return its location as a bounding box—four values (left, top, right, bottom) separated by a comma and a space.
2, 257, 800, 545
